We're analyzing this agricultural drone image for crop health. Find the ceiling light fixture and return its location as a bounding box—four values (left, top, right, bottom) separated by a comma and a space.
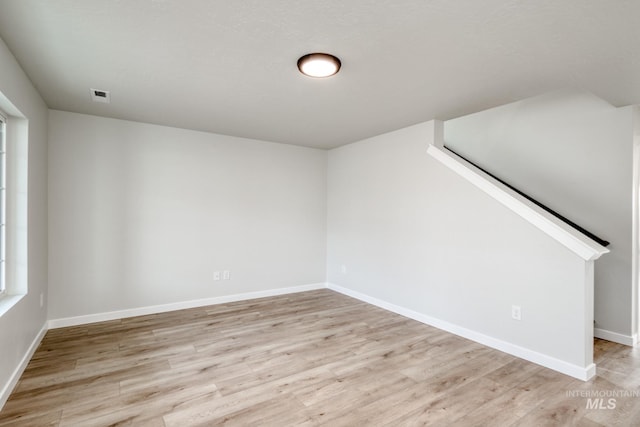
297, 53, 341, 78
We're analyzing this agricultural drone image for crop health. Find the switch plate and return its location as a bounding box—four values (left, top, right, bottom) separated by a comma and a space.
223, 270, 230, 280
214, 271, 221, 281
512, 305, 521, 321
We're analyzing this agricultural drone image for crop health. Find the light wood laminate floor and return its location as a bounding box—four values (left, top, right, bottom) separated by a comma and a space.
1, 289, 639, 426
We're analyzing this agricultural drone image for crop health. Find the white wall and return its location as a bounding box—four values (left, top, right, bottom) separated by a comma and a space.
327, 122, 595, 373
444, 91, 635, 340
0, 38, 49, 402
48, 111, 326, 320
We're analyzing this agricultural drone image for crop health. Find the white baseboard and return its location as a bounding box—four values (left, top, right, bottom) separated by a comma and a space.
48, 283, 326, 329
594, 328, 637, 347
0, 323, 47, 410
327, 283, 595, 381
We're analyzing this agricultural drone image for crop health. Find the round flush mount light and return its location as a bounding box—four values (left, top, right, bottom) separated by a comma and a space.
297, 53, 341, 78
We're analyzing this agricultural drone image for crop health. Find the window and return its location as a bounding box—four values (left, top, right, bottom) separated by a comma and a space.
0, 106, 27, 317
0, 113, 5, 296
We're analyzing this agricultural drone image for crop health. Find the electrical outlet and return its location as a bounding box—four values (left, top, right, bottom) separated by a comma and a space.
223, 270, 230, 280
213, 271, 221, 281
511, 305, 522, 321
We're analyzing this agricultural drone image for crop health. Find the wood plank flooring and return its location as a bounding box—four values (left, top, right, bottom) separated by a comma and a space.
1, 289, 639, 426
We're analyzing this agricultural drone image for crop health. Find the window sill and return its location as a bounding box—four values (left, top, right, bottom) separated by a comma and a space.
0, 293, 25, 317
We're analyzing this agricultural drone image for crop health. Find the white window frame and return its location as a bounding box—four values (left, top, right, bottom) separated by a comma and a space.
0, 103, 28, 317
0, 112, 5, 297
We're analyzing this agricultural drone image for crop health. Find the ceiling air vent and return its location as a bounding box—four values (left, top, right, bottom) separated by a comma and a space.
90, 88, 110, 103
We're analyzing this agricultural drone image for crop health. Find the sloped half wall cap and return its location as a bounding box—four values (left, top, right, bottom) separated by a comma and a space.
424, 119, 608, 262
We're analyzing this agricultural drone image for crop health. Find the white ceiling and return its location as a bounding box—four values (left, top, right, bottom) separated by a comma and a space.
0, 0, 639, 149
